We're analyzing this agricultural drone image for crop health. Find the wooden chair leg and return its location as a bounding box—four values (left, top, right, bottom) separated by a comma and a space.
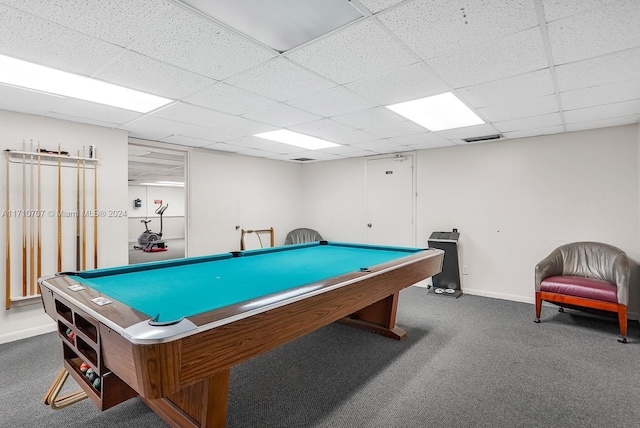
534, 291, 542, 323
617, 304, 628, 343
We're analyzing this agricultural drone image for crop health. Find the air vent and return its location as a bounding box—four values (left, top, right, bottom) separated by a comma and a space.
462, 134, 503, 143
291, 158, 315, 162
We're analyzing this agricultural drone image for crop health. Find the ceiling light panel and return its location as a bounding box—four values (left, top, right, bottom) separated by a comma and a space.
287, 20, 416, 85
255, 130, 340, 150
132, 9, 275, 80
377, 0, 538, 60
181, 0, 363, 52
0, 55, 172, 113
387, 92, 485, 132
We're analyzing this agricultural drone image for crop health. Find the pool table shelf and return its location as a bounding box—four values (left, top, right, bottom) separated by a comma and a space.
47, 293, 137, 410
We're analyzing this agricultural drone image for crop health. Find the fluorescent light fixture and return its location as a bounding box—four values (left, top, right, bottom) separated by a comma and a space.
181, 0, 363, 52
386, 92, 485, 132
139, 181, 185, 187
254, 130, 340, 150
0, 55, 172, 113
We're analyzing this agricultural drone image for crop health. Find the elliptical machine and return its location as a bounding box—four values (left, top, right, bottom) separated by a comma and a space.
134, 203, 168, 252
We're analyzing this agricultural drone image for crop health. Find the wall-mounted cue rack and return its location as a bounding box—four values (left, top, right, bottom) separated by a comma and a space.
4, 145, 98, 310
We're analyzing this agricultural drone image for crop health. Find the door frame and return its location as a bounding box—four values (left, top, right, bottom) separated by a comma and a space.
364, 151, 417, 247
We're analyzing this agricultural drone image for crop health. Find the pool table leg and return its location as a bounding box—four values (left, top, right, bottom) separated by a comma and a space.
142, 368, 230, 428
339, 292, 407, 340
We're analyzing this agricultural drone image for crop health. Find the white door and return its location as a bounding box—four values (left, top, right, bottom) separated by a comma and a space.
365, 154, 415, 247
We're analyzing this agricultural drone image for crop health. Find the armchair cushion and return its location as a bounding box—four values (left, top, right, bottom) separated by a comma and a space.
540, 275, 618, 304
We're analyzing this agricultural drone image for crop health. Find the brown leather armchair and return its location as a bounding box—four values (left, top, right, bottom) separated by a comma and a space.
534, 241, 630, 343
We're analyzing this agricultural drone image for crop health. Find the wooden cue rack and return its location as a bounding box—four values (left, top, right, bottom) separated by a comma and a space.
4, 148, 98, 309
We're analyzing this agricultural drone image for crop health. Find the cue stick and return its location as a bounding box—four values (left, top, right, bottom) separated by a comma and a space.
93, 148, 98, 269
29, 142, 34, 295
22, 141, 26, 296
82, 148, 86, 271
5, 150, 11, 309
37, 143, 42, 293
76, 150, 80, 271
57, 144, 62, 272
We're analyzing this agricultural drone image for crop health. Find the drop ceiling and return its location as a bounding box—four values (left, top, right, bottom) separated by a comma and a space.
0, 0, 639, 164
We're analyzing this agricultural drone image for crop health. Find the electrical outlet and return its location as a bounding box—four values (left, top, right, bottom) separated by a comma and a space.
463, 265, 469, 275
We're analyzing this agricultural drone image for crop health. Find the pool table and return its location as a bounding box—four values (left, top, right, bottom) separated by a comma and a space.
39, 241, 443, 427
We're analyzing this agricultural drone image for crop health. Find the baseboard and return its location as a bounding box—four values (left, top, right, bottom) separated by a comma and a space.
0, 323, 56, 345
462, 288, 534, 304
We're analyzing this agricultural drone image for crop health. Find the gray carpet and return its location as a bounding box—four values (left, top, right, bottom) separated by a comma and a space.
2, 288, 640, 427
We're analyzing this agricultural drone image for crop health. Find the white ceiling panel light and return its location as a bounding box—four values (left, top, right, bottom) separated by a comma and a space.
0, 55, 172, 113
386, 92, 485, 131
180, 0, 363, 52
255, 130, 340, 150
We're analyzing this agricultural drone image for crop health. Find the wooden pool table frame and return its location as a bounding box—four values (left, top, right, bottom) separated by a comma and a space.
40, 246, 443, 427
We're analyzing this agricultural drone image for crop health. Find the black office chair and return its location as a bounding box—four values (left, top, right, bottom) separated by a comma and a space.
284, 228, 323, 245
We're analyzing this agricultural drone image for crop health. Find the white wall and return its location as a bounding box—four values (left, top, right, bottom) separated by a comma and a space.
188, 149, 303, 256
0, 110, 128, 344
302, 125, 640, 314
128, 185, 185, 241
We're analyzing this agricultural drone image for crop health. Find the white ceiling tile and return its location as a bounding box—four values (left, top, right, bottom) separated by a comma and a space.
434, 123, 501, 141
224, 58, 336, 102
50, 98, 142, 125
561, 79, 640, 110
458, 69, 555, 108
477, 94, 559, 121
389, 132, 452, 148
332, 107, 405, 129
1, 0, 176, 47
349, 139, 407, 154
199, 142, 243, 153
493, 113, 563, 133
565, 115, 640, 132
287, 20, 417, 85
132, 8, 275, 80
0, 83, 63, 115
345, 63, 451, 105
289, 119, 357, 143
501, 125, 565, 139
222, 146, 271, 158
427, 28, 548, 88
120, 116, 205, 140
162, 134, 211, 148
555, 47, 640, 92
152, 102, 234, 127
46, 112, 121, 129
227, 136, 302, 155
287, 86, 377, 117
96, 51, 216, 100
362, 121, 426, 139
406, 139, 456, 150
0, 5, 123, 75
330, 129, 379, 145
542, 0, 619, 22
316, 144, 377, 158
378, 0, 538, 59
182, 117, 277, 142
243, 103, 322, 128
286, 151, 346, 162
358, 0, 404, 14
564, 99, 640, 123
185, 83, 278, 115
547, 0, 640, 65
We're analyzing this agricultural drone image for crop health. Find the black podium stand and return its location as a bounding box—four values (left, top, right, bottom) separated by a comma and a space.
428, 230, 462, 298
